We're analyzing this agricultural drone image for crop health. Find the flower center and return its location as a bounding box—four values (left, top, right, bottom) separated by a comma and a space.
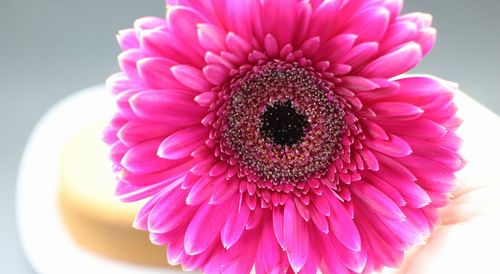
215, 61, 347, 185
260, 101, 310, 147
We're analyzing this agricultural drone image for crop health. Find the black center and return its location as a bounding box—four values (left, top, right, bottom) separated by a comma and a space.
260, 101, 309, 146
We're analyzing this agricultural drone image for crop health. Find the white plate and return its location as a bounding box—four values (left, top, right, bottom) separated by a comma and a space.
16, 85, 185, 274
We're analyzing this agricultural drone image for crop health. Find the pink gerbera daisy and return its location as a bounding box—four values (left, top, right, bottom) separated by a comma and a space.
104, 0, 464, 273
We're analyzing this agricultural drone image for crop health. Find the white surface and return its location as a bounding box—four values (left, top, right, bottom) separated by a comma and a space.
16, 86, 183, 274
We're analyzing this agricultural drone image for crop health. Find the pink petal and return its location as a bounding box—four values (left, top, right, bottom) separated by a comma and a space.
209, 161, 228, 177
166, 6, 207, 49
405, 137, 464, 171
220, 228, 259, 274
203, 64, 229, 85
197, 23, 226, 52
184, 198, 236, 255
137, 57, 187, 90
300, 36, 321, 57
158, 126, 208, 160
343, 7, 390, 42
416, 27, 437, 57
260, 0, 299, 47
190, 157, 217, 175
106, 72, 134, 95
364, 134, 412, 157
371, 101, 423, 120
312, 192, 331, 216
398, 12, 433, 28
316, 34, 357, 63
362, 172, 406, 207
194, 90, 218, 107
141, 28, 203, 67
283, 199, 309, 273
117, 29, 139, 50
360, 42, 423, 78
120, 159, 195, 186
379, 118, 446, 141
341, 76, 379, 91
224, 0, 261, 40
358, 149, 380, 171
352, 182, 406, 221
121, 138, 182, 173
115, 180, 171, 202
330, 232, 367, 273
307, 0, 342, 41
209, 178, 239, 204
320, 233, 350, 274
375, 153, 431, 208
117, 121, 176, 147
118, 49, 144, 82
221, 203, 251, 248
129, 89, 203, 124
310, 207, 329, 234
148, 187, 197, 233
225, 32, 253, 59
171, 65, 213, 92
186, 175, 219, 205
256, 216, 286, 273
264, 34, 279, 57
379, 21, 418, 53
325, 192, 361, 251
272, 206, 285, 248
337, 41, 379, 69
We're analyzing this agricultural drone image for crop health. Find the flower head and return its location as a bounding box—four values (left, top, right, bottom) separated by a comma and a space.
105, 0, 464, 273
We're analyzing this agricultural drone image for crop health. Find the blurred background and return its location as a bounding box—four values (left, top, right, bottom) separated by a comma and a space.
0, 0, 498, 273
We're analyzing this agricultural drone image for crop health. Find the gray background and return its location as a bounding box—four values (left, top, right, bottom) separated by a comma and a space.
0, 0, 498, 273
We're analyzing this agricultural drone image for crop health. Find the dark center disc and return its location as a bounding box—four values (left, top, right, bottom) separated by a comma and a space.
260, 101, 309, 146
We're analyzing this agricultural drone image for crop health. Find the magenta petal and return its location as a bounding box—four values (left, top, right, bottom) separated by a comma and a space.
344, 7, 390, 42
115, 179, 172, 202
326, 192, 361, 251
118, 49, 144, 81
371, 101, 424, 120
209, 178, 239, 204
330, 232, 367, 273
360, 42, 422, 78
197, 23, 226, 52
364, 134, 412, 157
118, 122, 176, 147
272, 206, 285, 248
184, 198, 236, 255
341, 76, 379, 91
203, 64, 229, 85
148, 187, 196, 233
130, 89, 203, 124
137, 57, 183, 89
117, 29, 139, 50
283, 199, 309, 273
338, 42, 379, 69
310, 207, 329, 234
121, 138, 178, 173
186, 175, 218, 205
158, 126, 208, 160
256, 217, 286, 274
379, 21, 418, 52
352, 182, 406, 221
221, 203, 251, 248
171, 65, 213, 92
417, 27, 437, 57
